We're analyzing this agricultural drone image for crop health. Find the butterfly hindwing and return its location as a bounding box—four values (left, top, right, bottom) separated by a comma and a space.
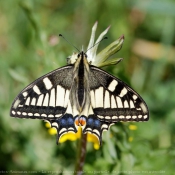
49, 113, 78, 143
82, 113, 112, 145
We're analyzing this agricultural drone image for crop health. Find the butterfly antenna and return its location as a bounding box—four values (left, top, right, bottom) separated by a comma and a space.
85, 36, 108, 53
59, 34, 80, 52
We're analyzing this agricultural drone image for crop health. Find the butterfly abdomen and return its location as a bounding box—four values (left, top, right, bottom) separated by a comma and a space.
77, 52, 85, 107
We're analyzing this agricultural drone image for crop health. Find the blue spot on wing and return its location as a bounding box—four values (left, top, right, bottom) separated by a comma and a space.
48, 113, 77, 144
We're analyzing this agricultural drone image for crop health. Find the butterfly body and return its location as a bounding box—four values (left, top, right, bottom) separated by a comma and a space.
10, 50, 149, 144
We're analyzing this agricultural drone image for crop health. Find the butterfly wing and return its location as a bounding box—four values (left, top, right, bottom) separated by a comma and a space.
83, 66, 149, 144
10, 65, 78, 142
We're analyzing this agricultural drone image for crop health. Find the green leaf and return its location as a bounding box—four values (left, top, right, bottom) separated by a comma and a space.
94, 35, 124, 67
9, 68, 27, 83
103, 131, 117, 162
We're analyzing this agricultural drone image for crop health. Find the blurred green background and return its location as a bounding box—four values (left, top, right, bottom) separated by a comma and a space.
0, 0, 175, 174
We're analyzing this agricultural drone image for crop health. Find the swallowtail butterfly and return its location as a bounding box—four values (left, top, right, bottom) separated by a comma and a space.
10, 25, 149, 145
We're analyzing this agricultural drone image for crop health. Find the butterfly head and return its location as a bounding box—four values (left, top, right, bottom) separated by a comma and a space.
67, 51, 88, 65
77, 51, 87, 59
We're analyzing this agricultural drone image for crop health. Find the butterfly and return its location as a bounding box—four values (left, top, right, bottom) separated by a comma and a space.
10, 52, 149, 144
10, 24, 149, 145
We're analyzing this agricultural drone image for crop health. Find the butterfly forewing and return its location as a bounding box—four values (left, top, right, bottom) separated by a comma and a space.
89, 66, 149, 123
10, 65, 74, 119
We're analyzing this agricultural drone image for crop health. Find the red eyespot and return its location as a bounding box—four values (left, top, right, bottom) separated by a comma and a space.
79, 117, 86, 126
75, 118, 79, 126
74, 117, 86, 126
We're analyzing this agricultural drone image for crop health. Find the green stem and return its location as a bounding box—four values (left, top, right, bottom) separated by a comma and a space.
74, 133, 87, 175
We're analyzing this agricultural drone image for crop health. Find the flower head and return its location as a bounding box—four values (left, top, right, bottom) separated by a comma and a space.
86, 21, 124, 67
